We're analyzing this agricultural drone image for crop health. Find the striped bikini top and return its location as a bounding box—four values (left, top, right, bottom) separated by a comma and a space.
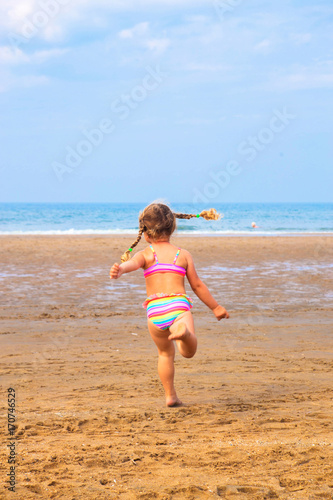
143, 245, 186, 278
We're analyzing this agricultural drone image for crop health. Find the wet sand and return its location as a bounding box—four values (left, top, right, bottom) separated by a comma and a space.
0, 235, 333, 499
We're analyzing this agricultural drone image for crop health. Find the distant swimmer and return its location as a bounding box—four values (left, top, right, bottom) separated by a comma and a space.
251, 222, 259, 229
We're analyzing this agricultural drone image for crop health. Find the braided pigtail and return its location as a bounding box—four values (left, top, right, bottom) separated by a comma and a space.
198, 208, 221, 220
173, 208, 221, 221
120, 226, 144, 263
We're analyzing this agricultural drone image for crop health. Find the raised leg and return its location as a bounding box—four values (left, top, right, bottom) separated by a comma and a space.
168, 311, 197, 358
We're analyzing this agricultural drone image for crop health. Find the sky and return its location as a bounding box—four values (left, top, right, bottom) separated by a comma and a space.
0, 0, 332, 203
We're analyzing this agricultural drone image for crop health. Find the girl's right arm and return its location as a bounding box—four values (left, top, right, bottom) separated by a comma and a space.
184, 250, 229, 320
110, 251, 145, 279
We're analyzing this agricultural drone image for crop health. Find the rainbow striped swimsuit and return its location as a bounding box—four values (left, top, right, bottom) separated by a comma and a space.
143, 246, 193, 330
143, 246, 186, 278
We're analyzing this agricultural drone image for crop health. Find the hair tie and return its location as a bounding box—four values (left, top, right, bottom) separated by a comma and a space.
128, 248, 133, 252
196, 214, 200, 217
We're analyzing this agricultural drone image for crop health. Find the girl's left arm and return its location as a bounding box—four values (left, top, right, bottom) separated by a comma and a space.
185, 250, 229, 320
110, 251, 145, 279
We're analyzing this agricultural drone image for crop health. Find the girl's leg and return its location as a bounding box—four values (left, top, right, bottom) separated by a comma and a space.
147, 320, 182, 407
168, 311, 197, 359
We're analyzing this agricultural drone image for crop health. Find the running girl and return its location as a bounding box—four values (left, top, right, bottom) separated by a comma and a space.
110, 203, 229, 407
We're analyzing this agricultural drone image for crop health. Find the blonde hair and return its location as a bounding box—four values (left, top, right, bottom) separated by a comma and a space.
120, 203, 220, 262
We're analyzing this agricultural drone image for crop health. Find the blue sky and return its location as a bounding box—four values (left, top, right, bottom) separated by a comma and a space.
0, 0, 332, 203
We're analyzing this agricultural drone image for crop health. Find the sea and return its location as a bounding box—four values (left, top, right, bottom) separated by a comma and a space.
0, 202, 332, 236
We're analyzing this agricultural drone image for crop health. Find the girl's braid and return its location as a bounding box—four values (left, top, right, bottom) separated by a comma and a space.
120, 225, 145, 263
173, 212, 194, 220
173, 208, 220, 221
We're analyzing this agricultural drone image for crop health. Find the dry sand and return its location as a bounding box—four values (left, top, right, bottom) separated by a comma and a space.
0, 235, 333, 499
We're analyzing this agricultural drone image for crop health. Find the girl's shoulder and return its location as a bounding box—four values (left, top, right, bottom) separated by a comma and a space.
132, 247, 152, 269
142, 244, 153, 254
178, 247, 193, 266
141, 245, 154, 263
179, 247, 192, 257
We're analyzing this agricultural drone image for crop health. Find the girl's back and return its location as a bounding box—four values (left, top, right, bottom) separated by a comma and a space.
143, 242, 188, 298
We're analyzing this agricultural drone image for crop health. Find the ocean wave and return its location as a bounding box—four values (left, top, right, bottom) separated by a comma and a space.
0, 229, 332, 236
0, 228, 139, 235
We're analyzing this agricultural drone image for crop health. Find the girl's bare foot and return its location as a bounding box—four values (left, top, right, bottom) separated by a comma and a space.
168, 322, 190, 341
166, 395, 183, 407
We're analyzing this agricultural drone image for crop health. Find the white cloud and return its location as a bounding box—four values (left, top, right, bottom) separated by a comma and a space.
254, 39, 272, 54
73, 0, 207, 7
0, 44, 67, 92
132, 117, 159, 126
184, 15, 210, 23
0, 70, 49, 93
0, 0, 332, 96
144, 38, 170, 54
40, 24, 65, 42
175, 117, 219, 126
0, 0, 208, 38
118, 22, 170, 55
119, 22, 149, 39
0, 46, 29, 64
0, 46, 68, 65
290, 33, 312, 45
185, 63, 230, 72
278, 72, 333, 90
6, 1, 35, 25
33, 48, 69, 62
264, 63, 333, 91
0, 0, 68, 44
19, 74, 49, 87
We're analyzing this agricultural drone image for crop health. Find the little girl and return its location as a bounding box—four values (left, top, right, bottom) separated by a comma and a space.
110, 203, 229, 407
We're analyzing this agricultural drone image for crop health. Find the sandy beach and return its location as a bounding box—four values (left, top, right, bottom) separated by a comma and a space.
1, 235, 333, 500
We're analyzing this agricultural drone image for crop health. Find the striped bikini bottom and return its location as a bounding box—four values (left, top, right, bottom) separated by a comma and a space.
142, 293, 193, 331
